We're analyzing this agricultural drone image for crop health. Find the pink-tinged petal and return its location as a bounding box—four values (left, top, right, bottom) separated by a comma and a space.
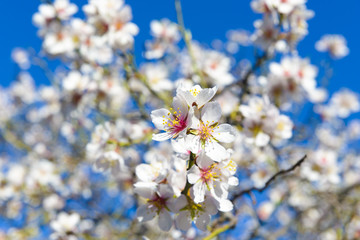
151, 108, 171, 130
172, 96, 189, 120
205, 141, 229, 162
175, 211, 192, 231
193, 182, 206, 204
187, 166, 201, 184
195, 212, 210, 231
213, 124, 236, 143
136, 204, 157, 222
158, 210, 172, 231
196, 86, 217, 108
152, 132, 172, 141
201, 102, 222, 124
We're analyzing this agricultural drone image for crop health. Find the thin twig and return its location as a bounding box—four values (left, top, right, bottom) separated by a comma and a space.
175, 0, 206, 86
232, 155, 307, 200
203, 217, 237, 240
204, 155, 306, 240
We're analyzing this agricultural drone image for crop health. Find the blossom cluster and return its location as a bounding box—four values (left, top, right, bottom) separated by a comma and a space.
0, 0, 360, 239
134, 85, 238, 231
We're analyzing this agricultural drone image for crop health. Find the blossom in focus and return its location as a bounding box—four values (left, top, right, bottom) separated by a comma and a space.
151, 95, 193, 141
189, 102, 236, 161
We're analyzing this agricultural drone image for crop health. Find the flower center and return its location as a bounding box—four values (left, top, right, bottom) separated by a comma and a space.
189, 88, 200, 97
199, 121, 215, 141
162, 107, 187, 135
115, 21, 124, 31
148, 194, 168, 212
200, 163, 220, 184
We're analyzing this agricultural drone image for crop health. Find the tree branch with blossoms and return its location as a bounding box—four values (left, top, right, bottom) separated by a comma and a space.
232, 154, 307, 200
1, 0, 359, 239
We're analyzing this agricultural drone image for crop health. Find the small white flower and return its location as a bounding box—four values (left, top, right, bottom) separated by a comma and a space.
151, 96, 193, 141
330, 89, 360, 118
190, 102, 236, 161
135, 184, 176, 231
316, 34, 349, 59
188, 153, 238, 203
50, 212, 81, 239
177, 84, 217, 109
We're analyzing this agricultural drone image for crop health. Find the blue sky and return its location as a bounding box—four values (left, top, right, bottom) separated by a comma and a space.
1, 0, 359, 95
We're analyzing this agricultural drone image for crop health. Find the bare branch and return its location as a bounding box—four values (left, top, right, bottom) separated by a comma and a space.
232, 155, 307, 200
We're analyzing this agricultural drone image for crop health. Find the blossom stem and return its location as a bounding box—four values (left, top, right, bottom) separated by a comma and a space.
175, 0, 207, 87
203, 218, 237, 240
182, 152, 197, 195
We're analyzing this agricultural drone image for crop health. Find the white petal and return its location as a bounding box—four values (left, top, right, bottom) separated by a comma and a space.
195, 212, 210, 231
158, 184, 174, 199
193, 182, 206, 203
135, 164, 154, 182
187, 166, 201, 184
255, 132, 270, 147
175, 211, 192, 231
196, 153, 214, 169
213, 182, 227, 199
152, 132, 172, 141
204, 198, 218, 215
177, 89, 196, 107
196, 86, 217, 108
158, 210, 172, 231
173, 195, 188, 212
172, 96, 189, 120
205, 141, 229, 162
217, 198, 233, 212
134, 182, 157, 199
201, 102, 222, 124
185, 134, 202, 154
228, 176, 239, 186
213, 124, 236, 143
151, 108, 170, 130
136, 204, 157, 222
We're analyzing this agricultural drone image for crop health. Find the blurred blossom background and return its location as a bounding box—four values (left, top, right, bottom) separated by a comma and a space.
0, 0, 360, 239
1, 0, 360, 96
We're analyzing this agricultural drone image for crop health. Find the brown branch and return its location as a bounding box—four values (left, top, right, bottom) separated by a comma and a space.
217, 51, 269, 97
232, 155, 307, 200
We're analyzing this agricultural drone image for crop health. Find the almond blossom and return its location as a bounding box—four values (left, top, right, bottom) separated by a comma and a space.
135, 184, 176, 231
315, 34, 349, 59
187, 153, 238, 203
151, 96, 193, 141
189, 101, 236, 161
